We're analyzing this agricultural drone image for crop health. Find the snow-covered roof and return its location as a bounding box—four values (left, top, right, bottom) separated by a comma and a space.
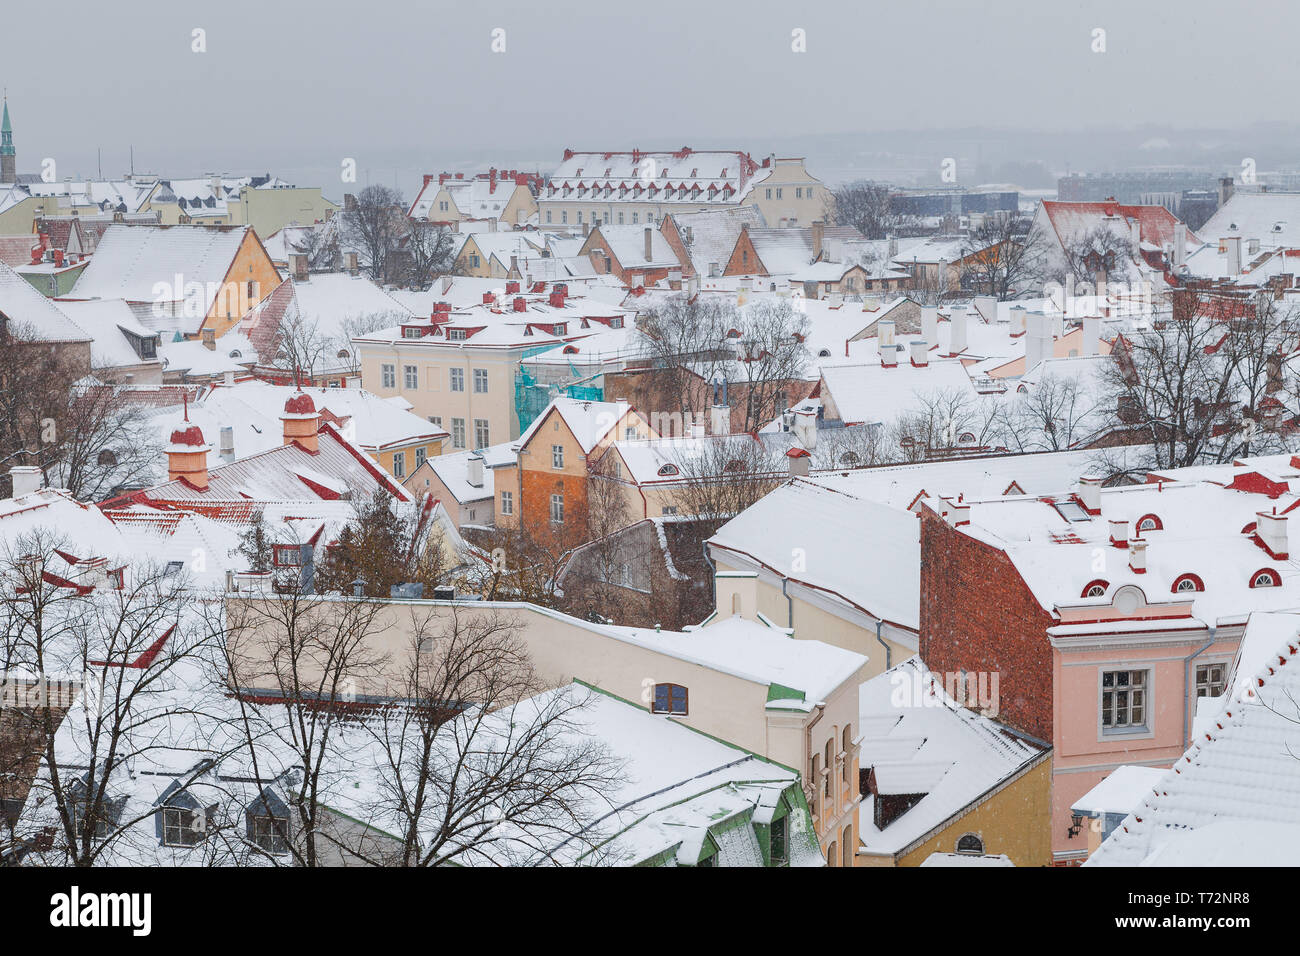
53, 298, 161, 370
668, 206, 767, 275
1199, 192, 1300, 250
818, 358, 978, 427
858, 657, 1046, 858
0, 261, 93, 343
68, 225, 263, 308
1087, 611, 1300, 867
421, 442, 516, 504
545, 149, 766, 206
516, 396, 637, 454
1071, 765, 1169, 818
709, 477, 923, 631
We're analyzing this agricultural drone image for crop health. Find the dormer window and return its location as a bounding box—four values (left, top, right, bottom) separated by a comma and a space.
1172, 574, 1204, 593
652, 682, 688, 715
1081, 579, 1109, 598
248, 813, 290, 854
1135, 514, 1163, 534
1251, 568, 1281, 588
956, 833, 984, 855
657, 463, 679, 477
273, 545, 302, 568
448, 328, 468, 341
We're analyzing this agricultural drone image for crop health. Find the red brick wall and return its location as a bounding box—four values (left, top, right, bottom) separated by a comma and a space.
723, 230, 766, 276
919, 508, 1056, 742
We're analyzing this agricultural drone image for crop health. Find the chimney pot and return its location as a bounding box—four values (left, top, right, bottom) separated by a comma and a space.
1077, 475, 1102, 514
8, 466, 43, 498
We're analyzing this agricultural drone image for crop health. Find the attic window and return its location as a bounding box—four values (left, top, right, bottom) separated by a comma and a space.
956, 833, 984, 855
657, 464, 679, 477
160, 806, 207, 847
1135, 514, 1163, 534
1251, 568, 1281, 588
1172, 573, 1204, 593
1081, 579, 1109, 599
337, 349, 350, 360
818, 349, 832, 357
229, 349, 242, 359
163, 560, 185, 577
248, 813, 290, 854
651, 682, 688, 716
98, 449, 118, 468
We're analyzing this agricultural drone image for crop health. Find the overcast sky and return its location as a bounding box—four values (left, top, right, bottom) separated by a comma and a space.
4, 0, 1297, 194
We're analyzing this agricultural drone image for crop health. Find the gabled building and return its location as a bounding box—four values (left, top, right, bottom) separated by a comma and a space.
66, 224, 282, 340
408, 169, 539, 227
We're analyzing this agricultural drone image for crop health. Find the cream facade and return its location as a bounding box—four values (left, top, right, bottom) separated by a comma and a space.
741, 157, 829, 227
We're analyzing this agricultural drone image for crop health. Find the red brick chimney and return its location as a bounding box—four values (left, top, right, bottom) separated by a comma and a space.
282, 390, 320, 454
167, 406, 210, 490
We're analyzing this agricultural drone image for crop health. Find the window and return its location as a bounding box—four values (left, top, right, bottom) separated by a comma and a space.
550, 492, 564, 524
248, 814, 289, 854
415, 447, 427, 468
161, 807, 204, 847
273, 545, 302, 567
474, 419, 490, 449
429, 415, 442, 427
662, 505, 678, 516
450, 368, 465, 392
652, 682, 688, 715
469, 254, 480, 268
403, 365, 418, 390
657, 463, 679, 477
1101, 669, 1147, 731
775, 188, 782, 199
1252, 568, 1281, 588
842, 726, 852, 784
1196, 663, 1227, 699
770, 815, 788, 866
956, 833, 984, 855
381, 363, 396, 389
1136, 514, 1163, 533
500, 490, 514, 515
824, 739, 833, 798
473, 368, 489, 393
451, 418, 466, 449
392, 453, 405, 478
795, 187, 803, 199
546, 210, 552, 223
1081, 579, 1109, 598
624, 426, 637, 441
561, 211, 568, 224
842, 826, 853, 867
448, 328, 468, 341
552, 444, 564, 469
1172, 573, 1204, 593
765, 188, 772, 199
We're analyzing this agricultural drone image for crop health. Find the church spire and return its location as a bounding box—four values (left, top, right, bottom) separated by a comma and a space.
0, 95, 15, 184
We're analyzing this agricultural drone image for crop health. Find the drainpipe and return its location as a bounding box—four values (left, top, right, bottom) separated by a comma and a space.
875, 619, 892, 671
702, 540, 716, 609
782, 575, 794, 629
1182, 626, 1216, 745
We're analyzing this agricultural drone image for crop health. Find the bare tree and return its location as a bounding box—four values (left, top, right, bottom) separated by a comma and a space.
825, 181, 922, 240
0, 533, 224, 866
729, 298, 811, 433
341, 186, 407, 283
959, 215, 1044, 298
400, 221, 457, 290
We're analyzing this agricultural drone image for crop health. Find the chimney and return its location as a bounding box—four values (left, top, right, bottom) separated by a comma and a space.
644, 227, 653, 262
1128, 218, 1142, 250
910, 340, 929, 367
812, 220, 825, 261
668, 268, 683, 291
506, 280, 520, 294
281, 391, 320, 454
878, 318, 896, 348
8, 465, 43, 498
949, 308, 968, 355
219, 425, 235, 459
211, 173, 222, 200
687, 420, 706, 440
1218, 176, 1234, 208
1010, 305, 1027, 334
582, 221, 590, 237
1257, 509, 1290, 559
1083, 315, 1101, 357
345, 251, 359, 275
1025, 312, 1049, 374
167, 414, 210, 491
343, 193, 357, 213
786, 446, 811, 477
223, 369, 235, 386
466, 453, 484, 488
1077, 475, 1102, 514
1173, 222, 1187, 270
201, 328, 216, 351
1224, 236, 1242, 276
290, 253, 308, 281
513, 296, 527, 312
881, 344, 898, 368
1128, 538, 1148, 574
1109, 518, 1129, 548
921, 305, 939, 345
715, 570, 759, 621
510, 255, 518, 276
946, 499, 971, 526
710, 402, 730, 436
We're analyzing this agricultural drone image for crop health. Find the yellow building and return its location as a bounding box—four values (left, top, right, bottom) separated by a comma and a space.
408, 171, 538, 227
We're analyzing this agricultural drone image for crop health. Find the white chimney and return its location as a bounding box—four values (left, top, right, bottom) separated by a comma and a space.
1129, 538, 1147, 574
1082, 316, 1101, 357
1025, 312, 1049, 374
1173, 222, 1187, 270
710, 403, 730, 436
878, 318, 896, 348
786, 447, 811, 477
1257, 509, 1290, 558
921, 305, 939, 345
687, 420, 706, 439
881, 343, 898, 367
973, 296, 998, 323
1109, 518, 1130, 548
1010, 305, 1028, 334
1049, 309, 1065, 340
1077, 475, 1101, 514
1128, 218, 1142, 250
466, 453, 484, 488
8, 466, 43, 498
792, 408, 817, 451
910, 340, 929, 366
949, 308, 968, 355
1225, 236, 1242, 276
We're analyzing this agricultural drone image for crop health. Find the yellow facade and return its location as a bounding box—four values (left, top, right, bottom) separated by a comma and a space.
370, 436, 446, 483
197, 230, 283, 339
